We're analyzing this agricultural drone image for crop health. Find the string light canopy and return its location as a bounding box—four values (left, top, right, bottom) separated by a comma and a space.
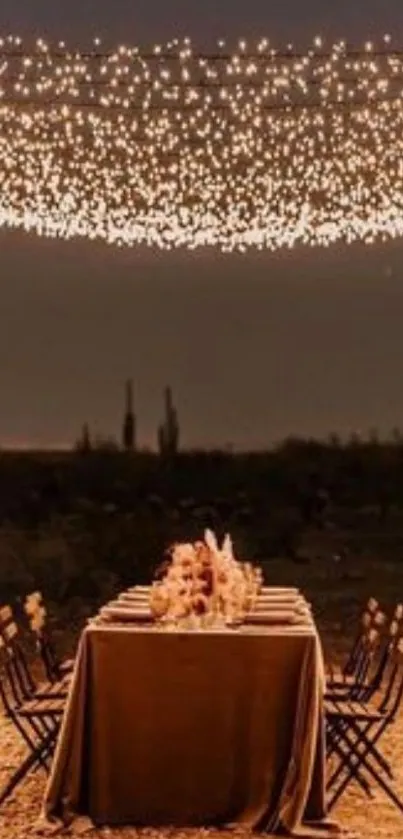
1, 34, 403, 251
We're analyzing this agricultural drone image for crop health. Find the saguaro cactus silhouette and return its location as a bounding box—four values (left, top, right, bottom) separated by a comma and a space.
158, 386, 180, 457
75, 422, 92, 453
122, 379, 136, 451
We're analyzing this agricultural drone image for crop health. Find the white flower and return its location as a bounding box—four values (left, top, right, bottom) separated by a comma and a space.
31, 605, 46, 633
24, 591, 43, 617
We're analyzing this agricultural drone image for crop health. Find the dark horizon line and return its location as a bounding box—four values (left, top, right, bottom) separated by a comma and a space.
1, 431, 402, 455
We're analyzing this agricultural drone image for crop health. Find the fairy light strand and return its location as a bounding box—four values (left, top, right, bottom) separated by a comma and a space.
0, 34, 403, 251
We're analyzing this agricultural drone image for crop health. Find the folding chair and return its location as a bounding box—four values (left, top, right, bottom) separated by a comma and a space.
326, 616, 399, 793
326, 604, 403, 703
0, 633, 65, 805
24, 592, 74, 683
0, 606, 70, 701
326, 598, 382, 691
326, 627, 403, 811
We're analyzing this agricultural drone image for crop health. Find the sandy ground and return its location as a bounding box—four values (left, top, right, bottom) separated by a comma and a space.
0, 703, 401, 839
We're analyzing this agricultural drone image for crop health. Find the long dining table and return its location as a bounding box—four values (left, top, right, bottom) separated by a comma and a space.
43, 587, 333, 835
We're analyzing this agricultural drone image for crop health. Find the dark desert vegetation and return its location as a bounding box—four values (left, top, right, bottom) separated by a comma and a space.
1, 437, 403, 837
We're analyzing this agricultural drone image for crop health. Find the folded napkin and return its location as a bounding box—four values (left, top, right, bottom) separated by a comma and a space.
256, 594, 302, 603
253, 605, 309, 618
99, 604, 152, 623
105, 598, 149, 610
256, 594, 309, 605
118, 591, 149, 602
245, 609, 304, 625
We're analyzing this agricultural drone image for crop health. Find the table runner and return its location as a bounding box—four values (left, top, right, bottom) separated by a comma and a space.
43, 594, 330, 835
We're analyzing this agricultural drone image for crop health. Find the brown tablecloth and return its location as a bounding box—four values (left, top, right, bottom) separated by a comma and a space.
43, 612, 329, 834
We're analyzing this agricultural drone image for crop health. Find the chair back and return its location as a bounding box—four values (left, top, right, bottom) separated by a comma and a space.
0, 606, 35, 706
377, 618, 403, 716
37, 632, 61, 682
0, 633, 25, 719
347, 604, 385, 685
356, 620, 385, 686
344, 597, 380, 676
354, 603, 403, 701
24, 592, 60, 682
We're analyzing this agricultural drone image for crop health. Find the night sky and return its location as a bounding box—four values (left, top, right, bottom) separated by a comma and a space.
0, 0, 403, 450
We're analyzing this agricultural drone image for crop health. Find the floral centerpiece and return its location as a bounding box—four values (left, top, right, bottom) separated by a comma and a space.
149, 530, 263, 628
